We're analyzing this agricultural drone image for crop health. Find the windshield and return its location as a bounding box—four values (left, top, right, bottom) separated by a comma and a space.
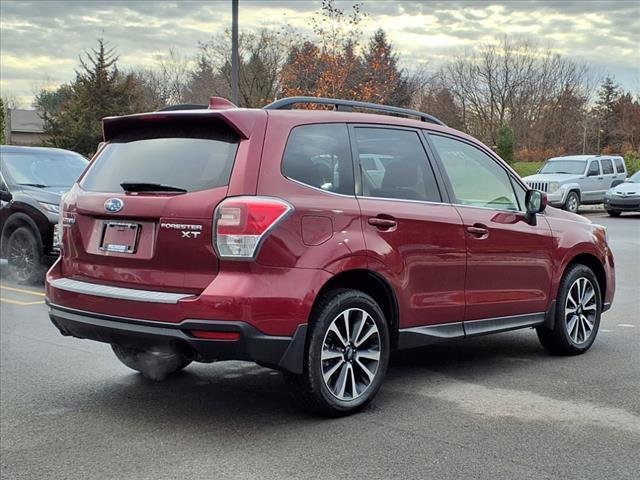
539, 160, 586, 175
0, 150, 88, 188
629, 171, 640, 183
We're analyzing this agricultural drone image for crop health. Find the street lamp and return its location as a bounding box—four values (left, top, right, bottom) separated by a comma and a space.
231, 0, 239, 105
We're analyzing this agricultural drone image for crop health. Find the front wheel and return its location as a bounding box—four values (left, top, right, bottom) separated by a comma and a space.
537, 264, 601, 355
607, 210, 621, 217
563, 191, 580, 213
7, 227, 43, 284
284, 289, 390, 417
112, 345, 192, 380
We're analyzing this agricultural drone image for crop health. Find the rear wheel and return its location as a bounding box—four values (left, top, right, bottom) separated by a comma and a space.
111, 345, 192, 380
537, 264, 601, 355
7, 227, 43, 284
283, 289, 390, 417
563, 191, 580, 213
607, 210, 621, 217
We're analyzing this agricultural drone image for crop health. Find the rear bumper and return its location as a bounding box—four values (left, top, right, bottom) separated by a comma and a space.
47, 302, 307, 373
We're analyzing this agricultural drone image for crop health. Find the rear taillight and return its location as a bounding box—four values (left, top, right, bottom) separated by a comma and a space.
213, 196, 292, 259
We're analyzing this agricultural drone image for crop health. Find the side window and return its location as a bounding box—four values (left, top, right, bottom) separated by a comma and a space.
429, 134, 519, 211
587, 160, 600, 176
281, 124, 354, 195
614, 158, 625, 174
601, 159, 614, 174
354, 127, 441, 202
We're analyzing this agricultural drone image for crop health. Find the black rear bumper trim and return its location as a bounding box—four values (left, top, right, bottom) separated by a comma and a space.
47, 302, 306, 372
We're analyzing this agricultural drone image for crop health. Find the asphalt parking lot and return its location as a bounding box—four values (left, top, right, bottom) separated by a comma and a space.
1, 212, 638, 480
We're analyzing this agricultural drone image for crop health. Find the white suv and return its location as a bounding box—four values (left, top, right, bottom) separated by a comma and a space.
523, 155, 627, 213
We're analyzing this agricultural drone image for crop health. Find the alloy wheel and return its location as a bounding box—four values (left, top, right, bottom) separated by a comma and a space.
566, 194, 579, 213
565, 277, 597, 345
8, 232, 36, 283
321, 308, 381, 401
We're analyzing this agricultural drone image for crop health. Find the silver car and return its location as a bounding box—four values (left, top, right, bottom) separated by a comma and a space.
604, 171, 640, 216
523, 155, 627, 213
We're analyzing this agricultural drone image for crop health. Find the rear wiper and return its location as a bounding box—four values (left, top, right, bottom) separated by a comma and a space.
18, 182, 48, 188
120, 182, 187, 193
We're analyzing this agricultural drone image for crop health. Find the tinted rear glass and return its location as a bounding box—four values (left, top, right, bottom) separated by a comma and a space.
601, 159, 614, 174
614, 158, 625, 173
81, 118, 239, 193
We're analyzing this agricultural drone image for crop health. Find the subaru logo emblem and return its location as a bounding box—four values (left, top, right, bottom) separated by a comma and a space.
104, 198, 124, 213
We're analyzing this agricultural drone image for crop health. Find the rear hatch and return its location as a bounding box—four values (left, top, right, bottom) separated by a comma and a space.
60, 115, 243, 294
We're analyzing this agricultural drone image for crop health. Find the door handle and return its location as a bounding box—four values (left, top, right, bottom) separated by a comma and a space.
597, 177, 603, 180
368, 217, 397, 229
466, 224, 488, 237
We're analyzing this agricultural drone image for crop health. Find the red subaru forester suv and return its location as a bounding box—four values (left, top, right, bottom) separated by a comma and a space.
46, 97, 615, 416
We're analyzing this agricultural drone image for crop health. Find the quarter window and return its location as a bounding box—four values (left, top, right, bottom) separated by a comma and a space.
429, 134, 519, 211
281, 124, 354, 195
601, 159, 614, 174
354, 127, 441, 202
614, 158, 625, 174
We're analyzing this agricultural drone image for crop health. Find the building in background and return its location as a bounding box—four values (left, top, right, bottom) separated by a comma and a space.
3, 109, 45, 146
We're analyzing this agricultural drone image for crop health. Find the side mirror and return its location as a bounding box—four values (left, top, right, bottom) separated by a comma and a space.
524, 190, 546, 225
0, 190, 12, 203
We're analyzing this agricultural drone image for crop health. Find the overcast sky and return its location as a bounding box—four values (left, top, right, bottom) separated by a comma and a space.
1, 0, 639, 107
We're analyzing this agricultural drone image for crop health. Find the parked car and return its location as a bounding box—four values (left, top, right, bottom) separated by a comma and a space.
0, 146, 88, 283
604, 170, 640, 216
522, 155, 627, 213
45, 97, 615, 416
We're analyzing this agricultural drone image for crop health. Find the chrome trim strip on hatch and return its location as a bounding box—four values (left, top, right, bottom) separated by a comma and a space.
49, 278, 193, 304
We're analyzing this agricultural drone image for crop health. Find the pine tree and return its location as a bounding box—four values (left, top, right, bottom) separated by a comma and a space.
496, 123, 516, 164
39, 39, 146, 156
595, 77, 621, 151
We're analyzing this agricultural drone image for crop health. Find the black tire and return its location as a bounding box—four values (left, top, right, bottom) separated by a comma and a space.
283, 289, 390, 417
111, 345, 192, 380
563, 191, 580, 213
607, 210, 621, 217
6, 226, 43, 285
537, 264, 601, 355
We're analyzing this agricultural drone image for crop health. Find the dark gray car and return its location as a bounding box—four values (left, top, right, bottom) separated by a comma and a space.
604, 171, 640, 216
0, 145, 88, 283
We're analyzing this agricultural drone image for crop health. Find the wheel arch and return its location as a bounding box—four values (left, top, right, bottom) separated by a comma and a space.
563, 252, 606, 301
1, 212, 44, 257
314, 269, 400, 349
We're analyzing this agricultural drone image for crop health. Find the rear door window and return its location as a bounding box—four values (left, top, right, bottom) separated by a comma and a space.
587, 160, 600, 176
281, 124, 354, 195
600, 159, 614, 175
81, 118, 239, 193
354, 127, 441, 202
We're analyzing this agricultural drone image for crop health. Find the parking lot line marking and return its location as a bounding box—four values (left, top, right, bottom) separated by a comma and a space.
0, 285, 46, 297
617, 324, 635, 328
600, 329, 612, 332
0, 298, 45, 306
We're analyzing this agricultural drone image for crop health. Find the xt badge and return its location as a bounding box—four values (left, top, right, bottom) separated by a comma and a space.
160, 222, 203, 239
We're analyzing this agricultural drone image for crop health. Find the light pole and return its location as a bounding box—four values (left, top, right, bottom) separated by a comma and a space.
231, 0, 239, 105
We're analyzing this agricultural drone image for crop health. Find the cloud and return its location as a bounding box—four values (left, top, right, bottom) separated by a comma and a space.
1, 0, 639, 106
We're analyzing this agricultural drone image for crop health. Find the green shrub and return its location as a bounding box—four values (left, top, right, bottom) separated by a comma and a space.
624, 151, 640, 176
496, 123, 515, 164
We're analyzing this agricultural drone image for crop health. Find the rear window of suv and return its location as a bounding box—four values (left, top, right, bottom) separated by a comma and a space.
81, 118, 239, 193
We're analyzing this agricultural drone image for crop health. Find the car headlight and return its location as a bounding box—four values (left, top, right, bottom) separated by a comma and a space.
39, 202, 60, 213
548, 182, 560, 194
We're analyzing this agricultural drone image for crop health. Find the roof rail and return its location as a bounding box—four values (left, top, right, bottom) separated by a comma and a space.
156, 104, 207, 112
263, 96, 446, 126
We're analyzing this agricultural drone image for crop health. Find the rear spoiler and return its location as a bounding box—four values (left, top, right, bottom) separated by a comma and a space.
102, 101, 261, 141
